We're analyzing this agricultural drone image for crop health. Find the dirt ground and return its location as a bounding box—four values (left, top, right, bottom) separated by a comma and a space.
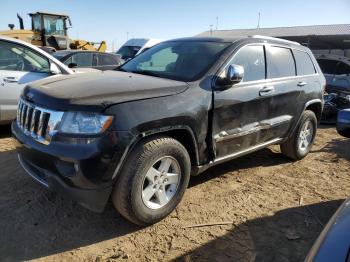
0, 125, 349, 262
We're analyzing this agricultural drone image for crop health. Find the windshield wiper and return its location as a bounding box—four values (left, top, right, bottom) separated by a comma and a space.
130, 70, 160, 78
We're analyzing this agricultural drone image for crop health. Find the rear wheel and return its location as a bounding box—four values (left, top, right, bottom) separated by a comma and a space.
112, 136, 191, 226
280, 110, 317, 160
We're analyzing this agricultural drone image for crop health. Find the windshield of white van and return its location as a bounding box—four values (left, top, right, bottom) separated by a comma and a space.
120, 41, 230, 82
117, 46, 141, 60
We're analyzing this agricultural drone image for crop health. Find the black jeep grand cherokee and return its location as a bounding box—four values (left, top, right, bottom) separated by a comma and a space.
12, 36, 325, 225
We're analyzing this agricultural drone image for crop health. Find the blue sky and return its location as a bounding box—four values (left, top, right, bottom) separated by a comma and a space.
1, 0, 350, 51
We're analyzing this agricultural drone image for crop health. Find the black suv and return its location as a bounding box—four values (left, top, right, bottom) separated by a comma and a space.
12, 36, 325, 225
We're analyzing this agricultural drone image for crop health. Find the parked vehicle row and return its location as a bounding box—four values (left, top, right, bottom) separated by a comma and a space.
12, 35, 325, 225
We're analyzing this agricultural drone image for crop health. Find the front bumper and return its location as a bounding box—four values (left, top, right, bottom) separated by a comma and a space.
12, 121, 131, 212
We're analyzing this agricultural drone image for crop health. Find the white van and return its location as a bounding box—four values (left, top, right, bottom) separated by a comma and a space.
116, 38, 162, 60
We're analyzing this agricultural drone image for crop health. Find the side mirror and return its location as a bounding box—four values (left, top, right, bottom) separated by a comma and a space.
216, 64, 244, 88
68, 62, 78, 68
49, 62, 61, 75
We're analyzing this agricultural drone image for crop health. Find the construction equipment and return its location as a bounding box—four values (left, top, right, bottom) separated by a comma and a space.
0, 12, 106, 52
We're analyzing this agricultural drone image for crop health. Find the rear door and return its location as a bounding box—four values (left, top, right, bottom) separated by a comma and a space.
0, 40, 51, 121
69, 52, 93, 68
213, 44, 271, 159
96, 53, 119, 70
261, 45, 302, 141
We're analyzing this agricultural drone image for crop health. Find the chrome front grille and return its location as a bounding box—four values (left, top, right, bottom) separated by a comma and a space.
17, 98, 64, 145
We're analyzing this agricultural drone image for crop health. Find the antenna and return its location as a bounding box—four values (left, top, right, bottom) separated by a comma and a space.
257, 12, 261, 28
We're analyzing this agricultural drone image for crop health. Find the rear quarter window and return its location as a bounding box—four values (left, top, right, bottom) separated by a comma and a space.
293, 50, 316, 75
98, 54, 118, 66
266, 46, 296, 78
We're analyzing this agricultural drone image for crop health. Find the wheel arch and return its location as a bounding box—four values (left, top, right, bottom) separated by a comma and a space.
112, 126, 200, 181
285, 99, 323, 141
305, 100, 323, 123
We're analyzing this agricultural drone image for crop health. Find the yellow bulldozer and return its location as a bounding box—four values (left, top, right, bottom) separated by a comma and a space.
0, 11, 106, 52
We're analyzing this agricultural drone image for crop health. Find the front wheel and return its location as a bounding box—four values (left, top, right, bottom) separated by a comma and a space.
280, 110, 317, 160
112, 136, 191, 226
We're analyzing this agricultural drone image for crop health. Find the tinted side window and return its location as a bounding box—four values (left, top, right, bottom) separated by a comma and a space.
0, 40, 50, 72
71, 53, 93, 67
266, 46, 295, 78
293, 50, 316, 75
317, 59, 337, 74
231, 45, 265, 82
336, 62, 350, 75
98, 54, 117, 66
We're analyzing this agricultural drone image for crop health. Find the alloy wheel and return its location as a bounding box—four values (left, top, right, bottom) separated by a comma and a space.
141, 156, 181, 209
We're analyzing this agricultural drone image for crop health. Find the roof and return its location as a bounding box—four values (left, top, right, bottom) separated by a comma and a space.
54, 50, 120, 55
165, 37, 240, 42
163, 36, 303, 49
54, 50, 99, 54
29, 11, 69, 17
197, 24, 350, 50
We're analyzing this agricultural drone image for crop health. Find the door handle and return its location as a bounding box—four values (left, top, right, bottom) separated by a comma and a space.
259, 86, 275, 96
297, 81, 307, 87
3, 77, 18, 83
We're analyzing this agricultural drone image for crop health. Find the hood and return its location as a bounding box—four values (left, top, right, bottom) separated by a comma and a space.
23, 71, 189, 111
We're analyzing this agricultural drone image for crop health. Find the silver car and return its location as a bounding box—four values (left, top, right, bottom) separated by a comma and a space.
0, 36, 75, 124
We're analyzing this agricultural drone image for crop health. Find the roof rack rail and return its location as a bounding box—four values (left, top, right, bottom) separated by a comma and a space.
250, 35, 301, 46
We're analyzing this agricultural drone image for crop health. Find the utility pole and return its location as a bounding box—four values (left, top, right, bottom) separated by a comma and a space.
257, 12, 261, 28
126, 32, 129, 41
215, 16, 219, 30
209, 24, 213, 36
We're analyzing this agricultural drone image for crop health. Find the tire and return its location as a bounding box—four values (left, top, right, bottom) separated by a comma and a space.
112, 136, 191, 226
280, 110, 317, 160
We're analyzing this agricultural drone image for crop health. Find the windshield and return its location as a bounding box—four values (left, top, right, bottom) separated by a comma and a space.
120, 41, 230, 81
117, 46, 142, 60
43, 15, 66, 36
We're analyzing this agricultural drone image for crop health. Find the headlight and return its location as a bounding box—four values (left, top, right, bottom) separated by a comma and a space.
59, 112, 113, 134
